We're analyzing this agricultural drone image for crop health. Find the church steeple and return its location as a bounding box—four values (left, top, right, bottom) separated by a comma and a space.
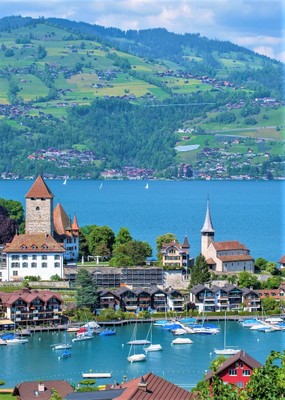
201, 199, 214, 234
201, 199, 215, 256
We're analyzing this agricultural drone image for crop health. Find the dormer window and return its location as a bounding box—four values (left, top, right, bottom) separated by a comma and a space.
21, 245, 27, 250
31, 245, 37, 250
42, 245, 47, 250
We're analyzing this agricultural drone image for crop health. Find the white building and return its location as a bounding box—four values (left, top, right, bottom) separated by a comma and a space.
2, 233, 65, 281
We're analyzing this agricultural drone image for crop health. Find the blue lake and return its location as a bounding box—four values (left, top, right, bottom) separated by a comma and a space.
0, 179, 284, 261
1, 321, 285, 389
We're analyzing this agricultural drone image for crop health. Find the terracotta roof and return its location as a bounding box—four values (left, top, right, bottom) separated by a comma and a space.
3, 233, 65, 253
113, 372, 194, 399
72, 215, 80, 231
161, 241, 189, 254
212, 241, 248, 251
205, 350, 262, 381
25, 176, 54, 199
279, 255, 285, 264
53, 203, 71, 235
13, 380, 73, 400
218, 254, 254, 262
206, 257, 216, 265
0, 289, 62, 306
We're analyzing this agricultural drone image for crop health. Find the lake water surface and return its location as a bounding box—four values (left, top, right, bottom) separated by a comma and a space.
1, 179, 284, 261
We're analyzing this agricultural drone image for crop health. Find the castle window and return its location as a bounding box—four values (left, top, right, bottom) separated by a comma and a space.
11, 262, 20, 268
22, 262, 28, 268
32, 255, 37, 260
54, 255, 60, 260
54, 262, 60, 268
31, 262, 37, 268
42, 255, 47, 260
42, 262, 47, 268
12, 255, 19, 260
22, 255, 28, 260
13, 271, 18, 277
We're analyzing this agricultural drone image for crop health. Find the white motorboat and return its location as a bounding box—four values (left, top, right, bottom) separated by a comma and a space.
171, 338, 193, 345
6, 337, 29, 345
127, 353, 147, 362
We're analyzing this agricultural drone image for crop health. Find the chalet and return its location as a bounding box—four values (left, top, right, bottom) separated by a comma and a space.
242, 288, 261, 312
160, 237, 191, 268
205, 350, 262, 391
0, 288, 63, 328
201, 200, 254, 273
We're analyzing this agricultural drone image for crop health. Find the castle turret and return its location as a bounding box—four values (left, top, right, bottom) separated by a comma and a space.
25, 176, 54, 235
201, 199, 215, 255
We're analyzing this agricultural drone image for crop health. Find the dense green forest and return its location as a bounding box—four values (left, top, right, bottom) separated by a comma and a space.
0, 16, 283, 179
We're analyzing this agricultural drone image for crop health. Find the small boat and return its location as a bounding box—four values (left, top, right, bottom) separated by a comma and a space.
52, 332, 72, 350
127, 339, 151, 345
60, 349, 71, 359
127, 323, 147, 363
171, 338, 193, 345
144, 322, 163, 352
265, 317, 283, 325
6, 337, 29, 345
99, 328, 116, 336
99, 183, 103, 190
72, 323, 93, 342
63, 177, 67, 185
240, 318, 262, 328
153, 319, 168, 326
145, 183, 149, 189
214, 312, 240, 356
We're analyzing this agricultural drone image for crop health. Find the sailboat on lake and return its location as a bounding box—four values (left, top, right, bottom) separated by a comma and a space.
214, 312, 240, 355
144, 322, 162, 352
145, 183, 149, 189
127, 323, 147, 363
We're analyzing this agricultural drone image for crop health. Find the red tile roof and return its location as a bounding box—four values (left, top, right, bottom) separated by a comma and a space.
218, 254, 254, 262
53, 203, 70, 235
25, 176, 54, 199
212, 241, 248, 251
279, 255, 285, 264
0, 289, 62, 306
161, 241, 189, 254
13, 380, 73, 400
113, 372, 194, 399
205, 350, 262, 381
3, 233, 65, 253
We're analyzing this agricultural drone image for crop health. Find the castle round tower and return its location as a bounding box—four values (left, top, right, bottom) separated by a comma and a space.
25, 176, 54, 235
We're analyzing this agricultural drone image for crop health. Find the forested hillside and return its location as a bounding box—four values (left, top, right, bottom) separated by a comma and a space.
0, 16, 283, 180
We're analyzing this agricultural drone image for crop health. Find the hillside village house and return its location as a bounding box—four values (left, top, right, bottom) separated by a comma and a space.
205, 350, 262, 392
1, 176, 80, 281
201, 200, 254, 273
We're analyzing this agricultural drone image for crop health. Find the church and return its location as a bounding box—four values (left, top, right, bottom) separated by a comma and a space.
201, 200, 254, 274
1, 176, 79, 281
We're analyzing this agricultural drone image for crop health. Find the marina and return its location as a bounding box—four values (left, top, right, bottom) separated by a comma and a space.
1, 320, 285, 389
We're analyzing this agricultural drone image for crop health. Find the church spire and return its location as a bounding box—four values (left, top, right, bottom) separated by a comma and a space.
201, 199, 214, 234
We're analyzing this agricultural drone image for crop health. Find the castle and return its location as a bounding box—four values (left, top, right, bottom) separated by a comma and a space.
1, 176, 79, 281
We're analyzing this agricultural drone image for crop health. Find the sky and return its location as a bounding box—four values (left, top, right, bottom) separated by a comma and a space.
1, 0, 284, 61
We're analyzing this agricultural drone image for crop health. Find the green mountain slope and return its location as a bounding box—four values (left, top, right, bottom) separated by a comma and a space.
0, 16, 283, 180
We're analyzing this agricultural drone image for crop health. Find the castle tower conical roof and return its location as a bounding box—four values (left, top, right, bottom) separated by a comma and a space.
182, 236, 190, 248
72, 215, 80, 231
201, 199, 215, 233
25, 176, 53, 199
53, 203, 70, 235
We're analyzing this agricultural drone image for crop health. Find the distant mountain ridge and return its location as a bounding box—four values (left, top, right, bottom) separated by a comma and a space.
0, 15, 283, 180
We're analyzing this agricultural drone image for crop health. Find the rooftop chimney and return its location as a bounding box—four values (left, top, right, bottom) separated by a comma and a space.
138, 377, 148, 392
38, 382, 45, 392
